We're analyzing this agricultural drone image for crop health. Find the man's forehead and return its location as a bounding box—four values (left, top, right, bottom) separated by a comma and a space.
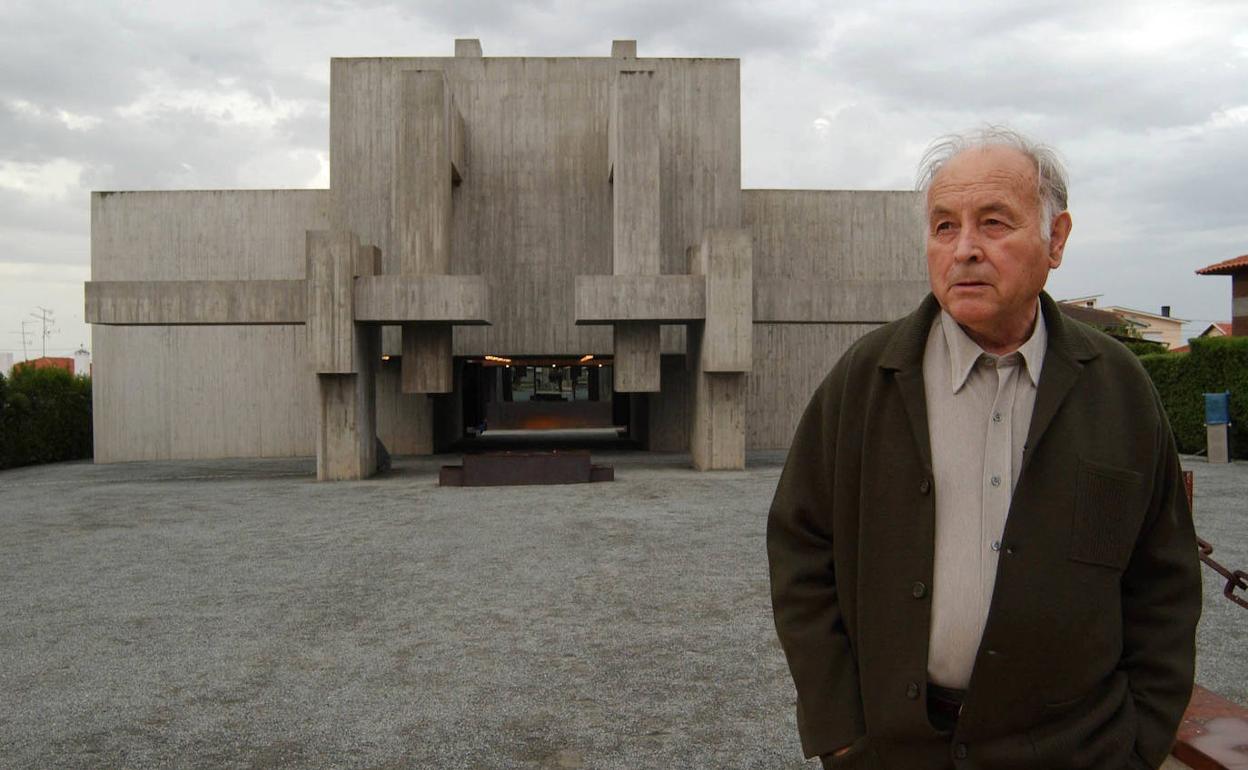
927, 146, 1039, 209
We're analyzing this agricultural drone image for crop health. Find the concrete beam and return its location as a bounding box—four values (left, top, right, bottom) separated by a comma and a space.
354, 275, 489, 323
753, 279, 931, 323
85, 280, 305, 325
306, 230, 361, 375
613, 322, 661, 392
693, 229, 752, 373
574, 275, 704, 324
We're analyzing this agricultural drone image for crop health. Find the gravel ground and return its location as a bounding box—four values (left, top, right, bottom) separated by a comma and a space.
0, 450, 1243, 769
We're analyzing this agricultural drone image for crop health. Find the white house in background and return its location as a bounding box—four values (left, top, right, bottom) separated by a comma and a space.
0, 352, 12, 377
1108, 306, 1187, 350
73, 345, 91, 377
1059, 295, 1187, 350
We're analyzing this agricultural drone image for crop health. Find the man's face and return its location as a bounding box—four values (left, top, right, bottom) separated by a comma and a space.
925, 145, 1071, 349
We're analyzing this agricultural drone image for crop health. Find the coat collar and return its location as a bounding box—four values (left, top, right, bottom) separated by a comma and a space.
876, 291, 1100, 474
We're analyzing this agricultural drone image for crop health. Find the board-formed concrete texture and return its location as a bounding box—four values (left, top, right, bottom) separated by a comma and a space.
86, 39, 928, 478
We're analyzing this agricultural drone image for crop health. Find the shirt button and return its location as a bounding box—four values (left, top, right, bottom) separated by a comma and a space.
907, 682, 920, 700
991, 540, 1001, 552
992, 412, 1002, 423
919, 479, 931, 495
955, 743, 968, 759
911, 581, 927, 599
990, 475, 1001, 487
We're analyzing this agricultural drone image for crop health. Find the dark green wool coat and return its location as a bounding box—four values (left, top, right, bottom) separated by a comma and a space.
767, 292, 1200, 770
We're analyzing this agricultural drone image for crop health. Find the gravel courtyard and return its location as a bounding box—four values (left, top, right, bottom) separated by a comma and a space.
0, 450, 1243, 769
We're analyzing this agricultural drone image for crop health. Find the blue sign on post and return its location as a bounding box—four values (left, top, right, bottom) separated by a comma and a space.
1204, 392, 1231, 425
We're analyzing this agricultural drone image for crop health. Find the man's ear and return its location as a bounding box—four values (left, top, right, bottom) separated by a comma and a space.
1048, 211, 1072, 269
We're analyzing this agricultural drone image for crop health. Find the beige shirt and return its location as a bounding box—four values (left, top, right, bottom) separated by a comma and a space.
923, 305, 1047, 689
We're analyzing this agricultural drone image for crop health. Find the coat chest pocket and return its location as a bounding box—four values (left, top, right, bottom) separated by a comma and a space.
1070, 459, 1146, 570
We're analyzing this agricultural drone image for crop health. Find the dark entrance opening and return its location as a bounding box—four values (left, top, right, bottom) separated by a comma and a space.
457, 356, 637, 451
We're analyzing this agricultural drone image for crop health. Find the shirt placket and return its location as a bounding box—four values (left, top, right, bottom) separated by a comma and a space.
982, 354, 1019, 604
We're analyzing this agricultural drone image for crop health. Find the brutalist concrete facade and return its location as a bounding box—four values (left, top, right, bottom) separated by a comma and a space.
86, 40, 929, 479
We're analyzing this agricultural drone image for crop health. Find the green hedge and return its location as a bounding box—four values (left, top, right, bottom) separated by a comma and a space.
0, 366, 93, 470
1140, 336, 1248, 458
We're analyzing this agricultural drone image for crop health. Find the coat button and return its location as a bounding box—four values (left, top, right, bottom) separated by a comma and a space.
906, 682, 920, 699
955, 743, 968, 759
911, 581, 927, 599
919, 479, 931, 495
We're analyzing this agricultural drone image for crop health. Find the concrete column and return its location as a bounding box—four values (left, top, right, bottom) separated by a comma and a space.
307, 231, 380, 480
317, 321, 379, 481
692, 229, 752, 372
307, 230, 361, 374
609, 67, 661, 392
614, 322, 661, 392
690, 357, 746, 469
397, 69, 455, 393
688, 229, 752, 470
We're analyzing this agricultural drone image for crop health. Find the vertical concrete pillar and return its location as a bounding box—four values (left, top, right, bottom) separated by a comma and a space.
689, 229, 752, 470
609, 67, 661, 391
689, 362, 746, 470
307, 231, 380, 480
398, 69, 454, 393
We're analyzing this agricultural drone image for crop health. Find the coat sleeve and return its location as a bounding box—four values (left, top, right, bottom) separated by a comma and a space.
767, 357, 867, 759
1121, 407, 1202, 769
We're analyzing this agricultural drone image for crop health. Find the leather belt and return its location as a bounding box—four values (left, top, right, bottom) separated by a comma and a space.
927, 682, 966, 724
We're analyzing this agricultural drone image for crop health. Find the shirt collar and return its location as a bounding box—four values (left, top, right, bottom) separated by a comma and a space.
939, 302, 1048, 392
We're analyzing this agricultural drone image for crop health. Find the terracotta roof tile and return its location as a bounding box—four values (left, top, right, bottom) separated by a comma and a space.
1195, 254, 1248, 275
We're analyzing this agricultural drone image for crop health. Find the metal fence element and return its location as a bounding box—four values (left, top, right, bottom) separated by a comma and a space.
1184, 470, 1247, 610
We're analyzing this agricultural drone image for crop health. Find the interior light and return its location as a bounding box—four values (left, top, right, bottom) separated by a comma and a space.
579, 354, 593, 363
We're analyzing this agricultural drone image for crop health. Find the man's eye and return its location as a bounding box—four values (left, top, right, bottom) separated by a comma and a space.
934, 222, 954, 233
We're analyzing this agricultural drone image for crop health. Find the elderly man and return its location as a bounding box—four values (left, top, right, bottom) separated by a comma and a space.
767, 127, 1200, 770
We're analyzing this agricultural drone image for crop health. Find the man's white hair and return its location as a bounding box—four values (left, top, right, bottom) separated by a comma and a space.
916, 125, 1069, 240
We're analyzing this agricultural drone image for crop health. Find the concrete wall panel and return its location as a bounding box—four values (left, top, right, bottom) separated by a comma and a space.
746, 323, 881, 450
90, 190, 329, 462
742, 189, 927, 451
92, 324, 317, 462
743, 189, 926, 283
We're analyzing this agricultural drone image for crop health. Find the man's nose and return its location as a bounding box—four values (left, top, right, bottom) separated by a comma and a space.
953, 225, 982, 262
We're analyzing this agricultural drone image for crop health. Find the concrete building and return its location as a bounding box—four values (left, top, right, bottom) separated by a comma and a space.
85, 40, 928, 480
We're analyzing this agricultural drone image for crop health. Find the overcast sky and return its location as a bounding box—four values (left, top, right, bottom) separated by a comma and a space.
2, 0, 1246, 360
